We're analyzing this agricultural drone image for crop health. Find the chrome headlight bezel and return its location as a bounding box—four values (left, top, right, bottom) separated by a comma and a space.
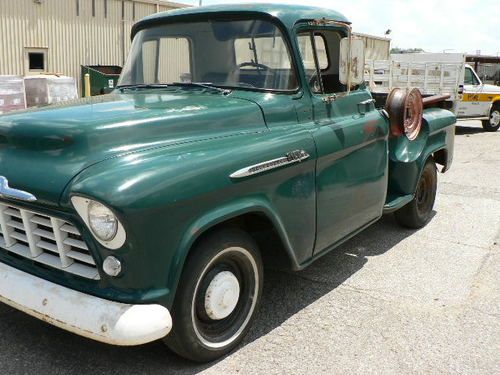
71, 196, 126, 250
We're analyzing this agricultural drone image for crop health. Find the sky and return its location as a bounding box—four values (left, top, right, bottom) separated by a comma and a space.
179, 0, 500, 56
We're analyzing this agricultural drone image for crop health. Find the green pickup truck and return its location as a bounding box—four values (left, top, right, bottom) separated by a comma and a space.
0, 4, 455, 362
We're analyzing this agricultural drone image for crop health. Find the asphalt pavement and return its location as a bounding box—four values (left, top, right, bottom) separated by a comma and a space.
0, 120, 498, 375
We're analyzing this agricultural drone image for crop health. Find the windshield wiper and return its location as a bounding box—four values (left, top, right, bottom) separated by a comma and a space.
116, 83, 170, 91
171, 82, 232, 96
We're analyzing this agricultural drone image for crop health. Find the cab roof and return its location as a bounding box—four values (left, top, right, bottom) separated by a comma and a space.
132, 3, 350, 37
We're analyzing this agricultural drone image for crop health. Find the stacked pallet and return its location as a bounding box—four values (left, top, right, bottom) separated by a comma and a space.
0, 75, 79, 115
24, 75, 78, 107
0, 76, 27, 114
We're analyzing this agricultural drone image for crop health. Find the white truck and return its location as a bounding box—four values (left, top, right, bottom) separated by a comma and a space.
365, 53, 500, 131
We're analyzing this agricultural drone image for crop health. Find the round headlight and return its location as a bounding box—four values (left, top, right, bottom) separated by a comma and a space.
88, 201, 118, 242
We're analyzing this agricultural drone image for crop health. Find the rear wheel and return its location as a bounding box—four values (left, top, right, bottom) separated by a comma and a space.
482, 104, 500, 132
164, 228, 263, 362
395, 158, 437, 229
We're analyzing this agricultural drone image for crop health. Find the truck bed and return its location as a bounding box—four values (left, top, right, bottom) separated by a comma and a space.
365, 53, 467, 101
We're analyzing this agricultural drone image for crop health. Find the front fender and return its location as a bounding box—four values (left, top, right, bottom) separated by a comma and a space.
168, 197, 298, 299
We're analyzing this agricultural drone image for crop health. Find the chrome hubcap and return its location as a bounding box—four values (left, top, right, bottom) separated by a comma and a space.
192, 247, 259, 349
490, 110, 500, 126
204, 271, 240, 320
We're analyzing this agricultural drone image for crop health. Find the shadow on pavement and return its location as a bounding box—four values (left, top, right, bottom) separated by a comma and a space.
455, 125, 485, 135
0, 215, 419, 375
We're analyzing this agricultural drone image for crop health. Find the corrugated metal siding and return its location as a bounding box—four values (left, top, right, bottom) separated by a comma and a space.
0, 0, 184, 92
159, 38, 190, 82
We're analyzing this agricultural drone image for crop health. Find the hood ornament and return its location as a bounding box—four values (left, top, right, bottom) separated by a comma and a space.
0, 176, 37, 202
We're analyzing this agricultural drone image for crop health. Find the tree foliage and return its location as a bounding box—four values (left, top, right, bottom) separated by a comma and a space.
390, 47, 425, 54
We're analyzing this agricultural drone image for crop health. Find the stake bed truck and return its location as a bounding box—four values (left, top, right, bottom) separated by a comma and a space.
366, 53, 500, 131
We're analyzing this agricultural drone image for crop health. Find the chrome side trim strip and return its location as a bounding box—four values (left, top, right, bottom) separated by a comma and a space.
0, 176, 36, 202
230, 150, 310, 179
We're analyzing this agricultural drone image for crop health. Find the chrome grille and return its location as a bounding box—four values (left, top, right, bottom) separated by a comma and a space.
0, 203, 99, 280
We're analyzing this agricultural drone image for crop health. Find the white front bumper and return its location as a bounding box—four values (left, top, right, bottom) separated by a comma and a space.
0, 261, 172, 346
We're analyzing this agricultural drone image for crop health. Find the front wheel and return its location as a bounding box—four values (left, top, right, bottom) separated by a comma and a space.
164, 228, 263, 362
482, 103, 500, 132
395, 158, 437, 229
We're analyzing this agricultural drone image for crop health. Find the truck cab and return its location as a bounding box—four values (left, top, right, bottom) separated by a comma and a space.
457, 64, 500, 130
0, 4, 456, 362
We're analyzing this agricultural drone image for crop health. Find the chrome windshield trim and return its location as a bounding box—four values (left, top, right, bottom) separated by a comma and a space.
0, 176, 37, 202
230, 150, 310, 179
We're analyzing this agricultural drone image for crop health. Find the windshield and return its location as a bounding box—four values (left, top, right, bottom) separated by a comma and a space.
464, 67, 480, 86
118, 19, 298, 92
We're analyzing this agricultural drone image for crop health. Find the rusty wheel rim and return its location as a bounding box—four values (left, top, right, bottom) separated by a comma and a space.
403, 88, 423, 140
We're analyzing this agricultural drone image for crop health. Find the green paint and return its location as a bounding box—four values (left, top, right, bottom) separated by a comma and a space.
133, 4, 350, 38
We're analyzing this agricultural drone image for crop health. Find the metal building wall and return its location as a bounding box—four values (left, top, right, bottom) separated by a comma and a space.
0, 0, 186, 90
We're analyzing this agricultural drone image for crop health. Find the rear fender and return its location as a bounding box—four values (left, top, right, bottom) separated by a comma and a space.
388, 108, 455, 196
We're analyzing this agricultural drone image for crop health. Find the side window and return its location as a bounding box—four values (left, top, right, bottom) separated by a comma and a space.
297, 30, 345, 94
464, 67, 479, 85
297, 33, 327, 93
297, 34, 328, 70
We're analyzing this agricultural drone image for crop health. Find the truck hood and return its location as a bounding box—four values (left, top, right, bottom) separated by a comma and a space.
481, 84, 500, 94
0, 90, 265, 206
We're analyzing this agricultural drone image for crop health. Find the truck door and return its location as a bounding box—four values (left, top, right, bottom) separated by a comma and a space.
458, 66, 486, 117
296, 28, 389, 254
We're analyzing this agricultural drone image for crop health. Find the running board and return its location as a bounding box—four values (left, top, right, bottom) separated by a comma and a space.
383, 194, 414, 213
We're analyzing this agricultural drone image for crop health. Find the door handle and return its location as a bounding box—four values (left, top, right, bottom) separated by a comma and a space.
358, 98, 376, 115
359, 98, 376, 105
322, 94, 337, 103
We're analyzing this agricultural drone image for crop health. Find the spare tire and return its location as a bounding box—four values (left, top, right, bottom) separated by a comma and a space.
385, 88, 423, 140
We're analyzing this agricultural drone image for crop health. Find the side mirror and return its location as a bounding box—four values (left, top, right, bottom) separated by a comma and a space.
458, 85, 464, 95
339, 37, 365, 86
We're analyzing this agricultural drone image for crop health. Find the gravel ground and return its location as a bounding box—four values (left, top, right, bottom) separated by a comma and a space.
0, 120, 498, 375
